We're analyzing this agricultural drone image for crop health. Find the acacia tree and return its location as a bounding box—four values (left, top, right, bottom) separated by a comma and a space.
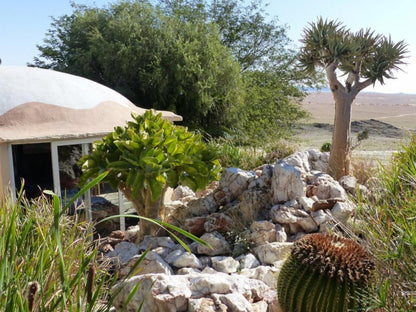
32, 0, 318, 140
32, 1, 243, 134
299, 18, 407, 179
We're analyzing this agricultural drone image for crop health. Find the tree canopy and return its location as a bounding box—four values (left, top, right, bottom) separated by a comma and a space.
33, 0, 317, 140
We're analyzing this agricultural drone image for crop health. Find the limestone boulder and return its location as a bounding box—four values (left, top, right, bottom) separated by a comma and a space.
331, 200, 355, 223
250, 221, 277, 246
211, 256, 240, 273
204, 213, 233, 234
119, 251, 174, 278
271, 161, 304, 203
188, 194, 218, 216
219, 168, 256, 200
197, 232, 231, 256
310, 173, 347, 200
270, 205, 318, 234
253, 242, 292, 265
237, 253, 260, 270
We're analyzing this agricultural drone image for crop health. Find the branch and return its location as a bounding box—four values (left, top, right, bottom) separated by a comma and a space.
325, 61, 345, 92
345, 61, 362, 91
353, 78, 373, 95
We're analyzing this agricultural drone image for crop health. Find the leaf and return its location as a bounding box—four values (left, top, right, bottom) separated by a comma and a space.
97, 215, 212, 251
107, 160, 132, 170
132, 170, 145, 196
147, 175, 166, 201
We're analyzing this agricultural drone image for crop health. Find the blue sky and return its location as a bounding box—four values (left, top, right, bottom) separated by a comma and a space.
1, 0, 415, 94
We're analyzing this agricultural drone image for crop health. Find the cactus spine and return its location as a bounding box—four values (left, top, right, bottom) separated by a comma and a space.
277, 233, 374, 312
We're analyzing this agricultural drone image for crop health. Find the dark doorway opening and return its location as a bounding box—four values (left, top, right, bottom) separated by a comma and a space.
12, 143, 53, 199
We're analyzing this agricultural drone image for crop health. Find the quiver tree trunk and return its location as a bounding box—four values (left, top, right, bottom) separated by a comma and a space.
328, 90, 354, 179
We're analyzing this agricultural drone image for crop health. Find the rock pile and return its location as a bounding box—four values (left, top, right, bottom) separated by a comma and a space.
99, 149, 367, 312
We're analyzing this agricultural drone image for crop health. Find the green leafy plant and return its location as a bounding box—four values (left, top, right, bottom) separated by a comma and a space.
277, 233, 375, 312
80, 110, 221, 238
321, 142, 332, 152
0, 172, 114, 311
354, 134, 416, 310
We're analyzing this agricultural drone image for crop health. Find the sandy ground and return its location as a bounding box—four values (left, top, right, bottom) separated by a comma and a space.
302, 92, 416, 130
295, 92, 416, 154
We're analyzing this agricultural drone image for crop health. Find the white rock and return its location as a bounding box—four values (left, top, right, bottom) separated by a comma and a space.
201, 267, 218, 274
137, 236, 176, 251
219, 168, 256, 199
177, 267, 201, 275
253, 242, 292, 265
240, 265, 279, 289
298, 196, 315, 212
173, 252, 203, 269
237, 253, 260, 270
112, 274, 191, 312
331, 200, 355, 223
310, 209, 332, 225
211, 256, 240, 273
212, 293, 254, 312
339, 175, 357, 194
283, 151, 311, 173
271, 161, 304, 203
165, 249, 185, 265
270, 206, 318, 233
119, 251, 174, 278
313, 173, 347, 200
151, 246, 172, 258
188, 298, 224, 312
250, 221, 277, 246
188, 194, 218, 216
106, 241, 139, 264
252, 300, 269, 312
190, 273, 233, 295
197, 232, 231, 256
172, 185, 196, 201
248, 177, 265, 189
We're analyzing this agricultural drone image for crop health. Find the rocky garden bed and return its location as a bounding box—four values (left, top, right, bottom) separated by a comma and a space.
97, 149, 370, 312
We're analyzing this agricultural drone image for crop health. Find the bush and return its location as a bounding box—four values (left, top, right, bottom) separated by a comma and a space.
209, 137, 296, 170
320, 142, 331, 152
80, 110, 221, 237
355, 134, 416, 311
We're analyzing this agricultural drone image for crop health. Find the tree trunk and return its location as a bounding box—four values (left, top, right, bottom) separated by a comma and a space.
328, 90, 354, 180
119, 182, 168, 240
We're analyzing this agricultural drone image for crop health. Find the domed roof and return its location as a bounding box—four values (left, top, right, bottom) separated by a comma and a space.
0, 66, 181, 143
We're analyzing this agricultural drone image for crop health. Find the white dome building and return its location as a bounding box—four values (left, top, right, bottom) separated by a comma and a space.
0, 66, 181, 216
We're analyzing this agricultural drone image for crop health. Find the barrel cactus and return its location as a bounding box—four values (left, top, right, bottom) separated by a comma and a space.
277, 233, 375, 312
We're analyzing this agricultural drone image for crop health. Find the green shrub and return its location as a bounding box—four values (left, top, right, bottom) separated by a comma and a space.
355, 134, 416, 311
80, 110, 221, 237
321, 142, 331, 152
209, 137, 296, 170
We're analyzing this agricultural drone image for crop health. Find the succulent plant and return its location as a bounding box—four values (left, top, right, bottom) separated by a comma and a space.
277, 233, 375, 312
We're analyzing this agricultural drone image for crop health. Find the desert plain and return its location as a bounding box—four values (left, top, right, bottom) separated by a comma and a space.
296, 91, 416, 156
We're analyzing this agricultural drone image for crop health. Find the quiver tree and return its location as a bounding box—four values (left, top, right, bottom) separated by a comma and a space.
299, 18, 407, 179
80, 110, 221, 238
